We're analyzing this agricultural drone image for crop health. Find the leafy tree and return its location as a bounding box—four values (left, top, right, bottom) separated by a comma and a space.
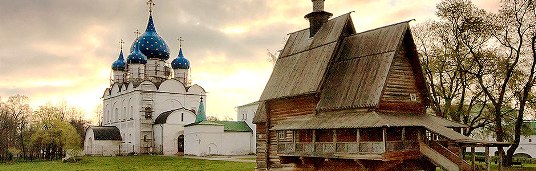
414, 0, 493, 135
0, 95, 32, 161
484, 0, 536, 165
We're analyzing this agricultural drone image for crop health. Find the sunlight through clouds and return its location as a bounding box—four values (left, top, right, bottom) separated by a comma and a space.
0, 0, 500, 122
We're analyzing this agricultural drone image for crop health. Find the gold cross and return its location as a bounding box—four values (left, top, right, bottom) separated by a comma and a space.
120, 39, 125, 50
147, 0, 155, 14
134, 29, 141, 38
178, 37, 184, 48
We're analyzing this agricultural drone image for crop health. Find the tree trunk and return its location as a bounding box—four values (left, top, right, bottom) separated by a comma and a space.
19, 123, 26, 160
505, 35, 536, 166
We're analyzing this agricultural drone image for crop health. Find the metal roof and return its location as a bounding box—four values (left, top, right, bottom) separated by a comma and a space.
91, 126, 122, 141
154, 108, 195, 124
214, 121, 253, 132
184, 121, 252, 132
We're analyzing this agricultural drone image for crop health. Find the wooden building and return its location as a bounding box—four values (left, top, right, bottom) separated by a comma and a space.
253, 0, 509, 170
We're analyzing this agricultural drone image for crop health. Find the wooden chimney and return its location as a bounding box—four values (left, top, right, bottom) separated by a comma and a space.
305, 0, 333, 37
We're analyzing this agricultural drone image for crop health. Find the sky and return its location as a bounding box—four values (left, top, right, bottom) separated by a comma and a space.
0, 0, 499, 123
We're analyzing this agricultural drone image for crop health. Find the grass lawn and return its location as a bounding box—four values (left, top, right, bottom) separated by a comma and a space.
0, 155, 255, 171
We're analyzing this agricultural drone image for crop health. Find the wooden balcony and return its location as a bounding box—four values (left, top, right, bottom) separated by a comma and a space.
277, 141, 419, 160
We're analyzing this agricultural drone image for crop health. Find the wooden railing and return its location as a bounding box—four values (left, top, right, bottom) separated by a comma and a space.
385, 141, 419, 152
278, 141, 418, 156
430, 141, 471, 171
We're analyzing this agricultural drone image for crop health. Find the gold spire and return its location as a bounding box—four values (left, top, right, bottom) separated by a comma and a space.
147, 0, 155, 15
178, 37, 184, 48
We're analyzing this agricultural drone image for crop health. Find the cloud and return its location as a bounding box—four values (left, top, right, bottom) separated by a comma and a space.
0, 0, 499, 121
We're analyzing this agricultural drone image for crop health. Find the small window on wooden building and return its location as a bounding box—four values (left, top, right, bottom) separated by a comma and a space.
277, 131, 285, 140
144, 135, 147, 142
181, 113, 184, 122
410, 93, 417, 101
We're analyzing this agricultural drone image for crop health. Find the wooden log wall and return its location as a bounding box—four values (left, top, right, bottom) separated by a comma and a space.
256, 123, 268, 169
256, 95, 318, 169
379, 40, 425, 113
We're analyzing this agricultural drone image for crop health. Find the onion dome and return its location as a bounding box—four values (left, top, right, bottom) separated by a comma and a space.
171, 48, 190, 69
130, 15, 170, 60
111, 50, 126, 70
127, 41, 148, 64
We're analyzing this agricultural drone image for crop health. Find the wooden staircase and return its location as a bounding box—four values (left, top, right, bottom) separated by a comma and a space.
429, 142, 472, 171
420, 143, 460, 171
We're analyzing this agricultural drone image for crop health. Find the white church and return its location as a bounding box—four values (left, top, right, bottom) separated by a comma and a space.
84, 1, 255, 156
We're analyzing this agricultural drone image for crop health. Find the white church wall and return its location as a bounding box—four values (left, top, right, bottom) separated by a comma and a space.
159, 79, 187, 93
84, 128, 121, 156
153, 110, 196, 155
472, 135, 536, 158
221, 132, 254, 155
237, 102, 259, 153
184, 124, 224, 156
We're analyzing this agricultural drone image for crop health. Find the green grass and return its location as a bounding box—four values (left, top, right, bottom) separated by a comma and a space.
0, 156, 255, 171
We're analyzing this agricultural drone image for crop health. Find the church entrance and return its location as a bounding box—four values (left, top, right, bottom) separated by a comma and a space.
177, 135, 184, 154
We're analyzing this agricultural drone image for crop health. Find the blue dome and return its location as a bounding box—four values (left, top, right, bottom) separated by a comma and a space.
171, 48, 190, 69
127, 41, 148, 64
130, 15, 170, 60
111, 50, 126, 70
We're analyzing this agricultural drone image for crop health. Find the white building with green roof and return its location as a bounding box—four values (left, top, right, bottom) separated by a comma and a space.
184, 115, 254, 156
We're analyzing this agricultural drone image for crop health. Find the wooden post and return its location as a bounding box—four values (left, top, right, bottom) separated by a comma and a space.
460, 145, 464, 160
471, 146, 475, 171
293, 130, 296, 153
312, 130, 316, 152
357, 129, 360, 154
485, 146, 490, 171
333, 129, 337, 142
402, 127, 406, 147
383, 127, 387, 153
417, 129, 422, 143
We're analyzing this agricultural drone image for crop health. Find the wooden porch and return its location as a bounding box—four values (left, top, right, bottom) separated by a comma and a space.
275, 127, 421, 161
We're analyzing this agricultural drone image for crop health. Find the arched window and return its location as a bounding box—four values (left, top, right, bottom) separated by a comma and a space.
130, 106, 134, 119
115, 108, 119, 122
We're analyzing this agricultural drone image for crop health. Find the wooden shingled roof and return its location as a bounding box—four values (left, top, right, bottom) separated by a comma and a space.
271, 109, 466, 130
258, 13, 355, 101
317, 21, 416, 110
254, 13, 428, 123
